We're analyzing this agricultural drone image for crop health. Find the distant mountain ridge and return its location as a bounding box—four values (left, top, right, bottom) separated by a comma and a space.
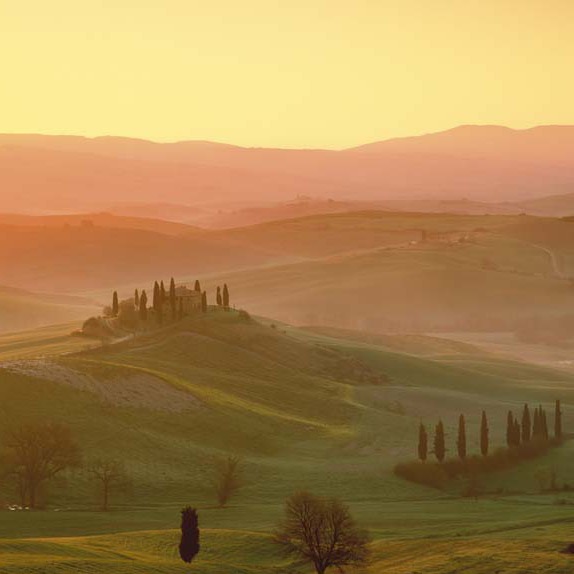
1, 125, 573, 213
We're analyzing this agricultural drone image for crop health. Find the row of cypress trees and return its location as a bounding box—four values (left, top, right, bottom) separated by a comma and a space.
111, 278, 217, 324
418, 400, 563, 463
506, 402, 561, 447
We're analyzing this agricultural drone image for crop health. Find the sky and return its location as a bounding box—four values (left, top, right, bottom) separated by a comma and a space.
1, 0, 573, 149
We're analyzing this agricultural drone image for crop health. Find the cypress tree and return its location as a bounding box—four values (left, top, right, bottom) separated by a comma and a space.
169, 278, 176, 320
153, 281, 160, 311
216, 286, 222, 306
532, 407, 540, 438
541, 409, 549, 441
555, 399, 562, 440
457, 414, 467, 460
160, 280, 166, 304
178, 506, 200, 564
223, 283, 230, 309
194, 280, 201, 292
480, 411, 489, 457
201, 291, 207, 313
134, 289, 140, 308
434, 420, 445, 463
514, 417, 521, 446
139, 290, 148, 321
112, 291, 119, 317
418, 422, 427, 462
521, 404, 531, 442
506, 411, 514, 448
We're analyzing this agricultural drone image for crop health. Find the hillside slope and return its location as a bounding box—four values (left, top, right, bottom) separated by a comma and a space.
1, 310, 574, 572
0, 286, 96, 333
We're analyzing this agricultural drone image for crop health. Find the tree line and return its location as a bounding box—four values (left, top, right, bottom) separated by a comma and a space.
397, 400, 564, 489
417, 400, 562, 464
109, 278, 232, 327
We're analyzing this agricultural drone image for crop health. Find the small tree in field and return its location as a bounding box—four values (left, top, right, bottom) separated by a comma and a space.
179, 506, 200, 563
1, 423, 81, 508
457, 414, 467, 460
434, 420, 445, 463
555, 399, 563, 440
417, 422, 427, 462
88, 458, 130, 511
480, 411, 489, 457
212, 455, 242, 507
274, 491, 370, 574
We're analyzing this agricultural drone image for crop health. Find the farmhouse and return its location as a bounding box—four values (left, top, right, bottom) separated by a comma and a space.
173, 285, 202, 314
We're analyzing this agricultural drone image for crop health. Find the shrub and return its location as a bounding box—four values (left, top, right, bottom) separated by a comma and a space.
393, 461, 448, 489
395, 437, 558, 489
238, 309, 252, 322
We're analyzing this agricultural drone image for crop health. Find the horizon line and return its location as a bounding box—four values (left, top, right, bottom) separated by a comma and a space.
1, 123, 573, 152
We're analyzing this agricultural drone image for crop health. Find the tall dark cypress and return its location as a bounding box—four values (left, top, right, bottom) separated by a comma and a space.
153, 281, 160, 311
457, 414, 467, 460
178, 506, 200, 563
169, 278, 176, 320
201, 291, 207, 313
541, 409, 549, 441
134, 288, 140, 308
223, 283, 230, 309
153, 282, 163, 325
194, 280, 201, 292
418, 422, 427, 462
112, 291, 119, 317
160, 280, 166, 304
434, 420, 445, 463
555, 399, 563, 440
521, 404, 531, 442
480, 411, 489, 457
532, 407, 540, 438
139, 290, 148, 321
216, 286, 222, 306
513, 417, 521, 447
506, 411, 514, 448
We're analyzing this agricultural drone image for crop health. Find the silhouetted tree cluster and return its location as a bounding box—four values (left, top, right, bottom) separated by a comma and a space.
0, 423, 81, 508
403, 400, 565, 488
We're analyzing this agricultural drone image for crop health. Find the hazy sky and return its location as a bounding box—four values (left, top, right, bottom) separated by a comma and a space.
1, 0, 573, 148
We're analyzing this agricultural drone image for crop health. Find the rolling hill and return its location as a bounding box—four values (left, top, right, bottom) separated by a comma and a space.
0, 286, 96, 333
2, 125, 574, 214
3, 211, 574, 336
0, 309, 573, 572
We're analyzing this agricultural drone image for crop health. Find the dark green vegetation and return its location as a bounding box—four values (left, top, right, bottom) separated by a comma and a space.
1, 309, 574, 572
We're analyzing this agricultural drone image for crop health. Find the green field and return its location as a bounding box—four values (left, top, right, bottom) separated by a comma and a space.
1, 309, 574, 572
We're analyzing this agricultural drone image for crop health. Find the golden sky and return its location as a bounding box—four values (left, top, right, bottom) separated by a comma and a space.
1, 0, 573, 148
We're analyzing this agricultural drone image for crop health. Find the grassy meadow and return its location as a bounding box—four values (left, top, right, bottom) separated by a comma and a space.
1, 307, 574, 572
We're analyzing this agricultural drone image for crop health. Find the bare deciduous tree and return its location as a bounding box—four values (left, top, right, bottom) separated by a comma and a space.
212, 455, 242, 508
88, 458, 131, 511
1, 422, 81, 508
274, 491, 370, 574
